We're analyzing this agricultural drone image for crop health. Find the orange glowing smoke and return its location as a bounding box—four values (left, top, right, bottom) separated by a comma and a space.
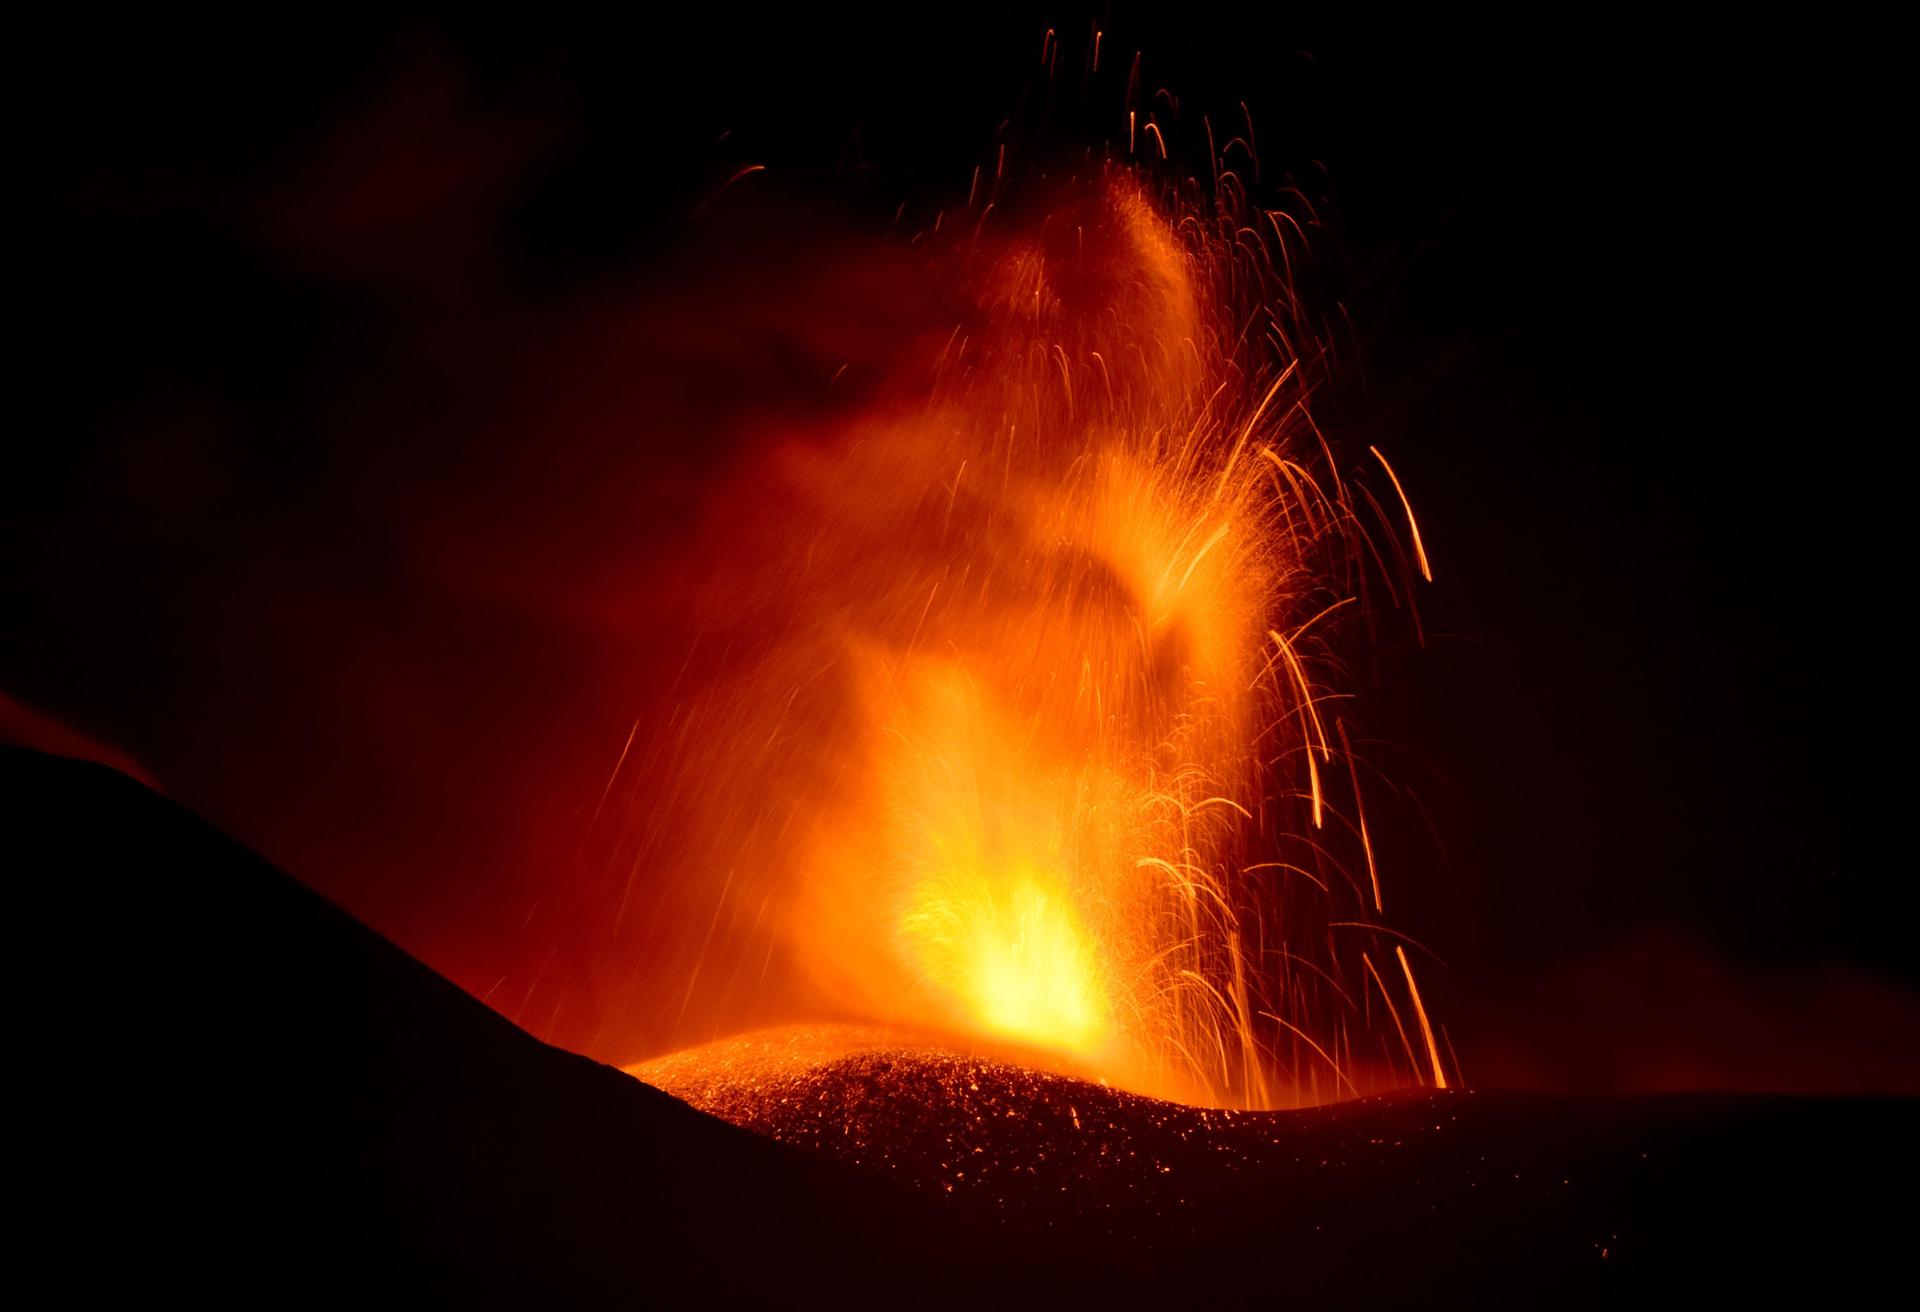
617, 159, 1441, 1108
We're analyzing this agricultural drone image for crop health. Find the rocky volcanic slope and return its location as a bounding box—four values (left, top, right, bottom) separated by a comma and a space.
11, 747, 1911, 1305
638, 1023, 1916, 1297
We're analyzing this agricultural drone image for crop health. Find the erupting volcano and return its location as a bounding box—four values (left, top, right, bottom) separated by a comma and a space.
613, 147, 1441, 1109
17, 11, 1910, 1303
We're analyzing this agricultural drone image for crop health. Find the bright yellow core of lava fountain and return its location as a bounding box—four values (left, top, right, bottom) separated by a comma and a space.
903, 873, 1109, 1055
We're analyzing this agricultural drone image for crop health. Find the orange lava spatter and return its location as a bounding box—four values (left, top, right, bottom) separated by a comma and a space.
619, 162, 1440, 1108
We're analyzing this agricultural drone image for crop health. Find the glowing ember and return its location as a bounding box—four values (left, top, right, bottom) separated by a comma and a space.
619, 134, 1439, 1108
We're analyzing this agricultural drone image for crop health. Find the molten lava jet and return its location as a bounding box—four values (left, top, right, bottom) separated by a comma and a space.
616, 160, 1439, 1110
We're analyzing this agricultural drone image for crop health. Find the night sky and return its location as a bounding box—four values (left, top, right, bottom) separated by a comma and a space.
12, 9, 1913, 1092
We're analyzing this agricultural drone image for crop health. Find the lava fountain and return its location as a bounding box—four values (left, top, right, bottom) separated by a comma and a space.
616, 140, 1439, 1109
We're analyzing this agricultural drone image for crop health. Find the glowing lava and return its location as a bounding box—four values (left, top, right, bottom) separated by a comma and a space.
904, 870, 1111, 1057
616, 153, 1441, 1108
